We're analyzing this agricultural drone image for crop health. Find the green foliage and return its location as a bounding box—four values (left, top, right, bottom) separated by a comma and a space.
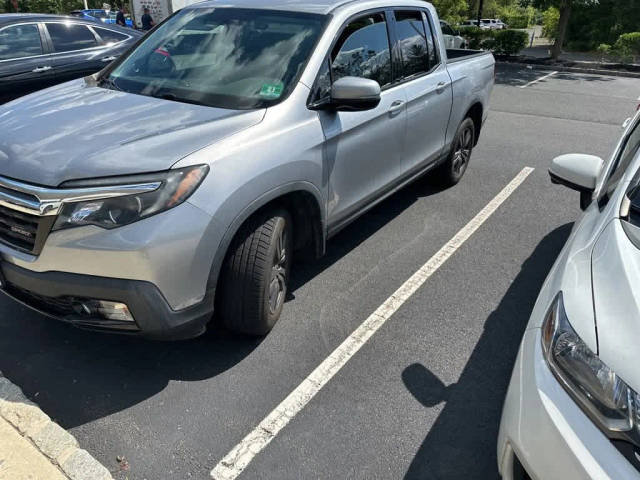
498, 5, 533, 28
566, 0, 640, 51
3, 0, 118, 13
431, 0, 469, 25
615, 32, 640, 56
492, 28, 528, 55
461, 26, 495, 49
541, 6, 559, 39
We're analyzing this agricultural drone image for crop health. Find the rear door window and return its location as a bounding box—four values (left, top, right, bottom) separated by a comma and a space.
394, 11, 431, 78
0, 24, 43, 60
331, 12, 392, 88
94, 27, 128, 45
46, 23, 98, 52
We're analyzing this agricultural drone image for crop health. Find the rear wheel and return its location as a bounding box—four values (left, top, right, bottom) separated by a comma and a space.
434, 117, 475, 187
218, 208, 292, 335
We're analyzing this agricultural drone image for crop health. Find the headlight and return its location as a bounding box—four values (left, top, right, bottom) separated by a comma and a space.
542, 293, 640, 445
52, 165, 208, 231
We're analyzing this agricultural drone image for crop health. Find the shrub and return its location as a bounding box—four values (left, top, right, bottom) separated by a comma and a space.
542, 7, 559, 40
460, 26, 494, 50
596, 43, 611, 61
498, 6, 530, 29
492, 29, 528, 56
614, 32, 640, 63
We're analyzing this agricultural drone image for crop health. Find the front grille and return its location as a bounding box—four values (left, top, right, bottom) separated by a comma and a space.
0, 205, 54, 255
6, 283, 77, 317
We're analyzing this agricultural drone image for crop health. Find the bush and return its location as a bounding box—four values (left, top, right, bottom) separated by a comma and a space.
460, 26, 494, 50
542, 7, 559, 40
615, 32, 640, 60
498, 6, 530, 29
492, 29, 528, 56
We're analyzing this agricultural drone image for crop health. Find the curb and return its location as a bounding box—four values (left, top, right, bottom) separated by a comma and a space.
496, 60, 640, 78
0, 372, 113, 480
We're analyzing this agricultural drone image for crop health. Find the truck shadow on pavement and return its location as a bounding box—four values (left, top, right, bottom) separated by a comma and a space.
0, 176, 448, 430
401, 222, 573, 480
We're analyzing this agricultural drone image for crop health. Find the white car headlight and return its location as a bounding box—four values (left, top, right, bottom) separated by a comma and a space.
542, 293, 640, 445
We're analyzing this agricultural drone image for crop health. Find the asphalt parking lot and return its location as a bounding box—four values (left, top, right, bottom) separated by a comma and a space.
0, 64, 638, 480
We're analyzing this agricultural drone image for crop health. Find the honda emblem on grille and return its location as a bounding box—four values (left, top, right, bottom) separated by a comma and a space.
10, 225, 32, 238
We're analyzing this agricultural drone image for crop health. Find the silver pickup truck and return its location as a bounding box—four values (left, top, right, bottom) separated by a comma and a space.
0, 0, 494, 339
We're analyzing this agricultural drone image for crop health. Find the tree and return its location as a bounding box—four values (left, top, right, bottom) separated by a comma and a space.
533, 0, 597, 59
430, 0, 469, 24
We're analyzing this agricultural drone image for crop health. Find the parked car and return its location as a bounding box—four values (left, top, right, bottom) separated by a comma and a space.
70, 9, 135, 27
0, 14, 142, 103
480, 18, 507, 29
0, 0, 494, 340
459, 19, 490, 30
498, 111, 640, 478
440, 20, 467, 49
69, 9, 109, 21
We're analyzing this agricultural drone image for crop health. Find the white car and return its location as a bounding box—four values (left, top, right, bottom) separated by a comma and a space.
497, 111, 640, 478
459, 19, 490, 30
440, 20, 467, 49
481, 18, 507, 29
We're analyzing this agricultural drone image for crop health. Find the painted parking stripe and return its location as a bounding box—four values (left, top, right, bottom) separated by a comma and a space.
211, 167, 535, 480
519, 70, 557, 89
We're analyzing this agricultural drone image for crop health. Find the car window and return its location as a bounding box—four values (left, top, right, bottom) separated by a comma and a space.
46, 23, 98, 52
0, 24, 43, 61
107, 8, 327, 109
94, 27, 128, 45
394, 11, 431, 78
440, 21, 455, 36
331, 12, 392, 88
602, 120, 640, 202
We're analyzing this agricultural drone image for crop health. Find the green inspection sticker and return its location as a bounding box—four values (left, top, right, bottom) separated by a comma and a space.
259, 83, 284, 99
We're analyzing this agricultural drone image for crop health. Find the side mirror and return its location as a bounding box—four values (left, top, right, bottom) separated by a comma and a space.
623, 117, 633, 129
549, 153, 604, 210
329, 77, 381, 112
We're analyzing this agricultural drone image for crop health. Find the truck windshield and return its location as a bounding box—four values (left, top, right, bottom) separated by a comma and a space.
103, 8, 327, 109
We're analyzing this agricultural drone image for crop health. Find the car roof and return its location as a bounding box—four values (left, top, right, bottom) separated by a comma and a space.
0, 13, 83, 24
188, 0, 430, 15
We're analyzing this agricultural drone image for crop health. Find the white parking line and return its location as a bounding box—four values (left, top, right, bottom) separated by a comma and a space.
210, 167, 535, 480
520, 70, 558, 89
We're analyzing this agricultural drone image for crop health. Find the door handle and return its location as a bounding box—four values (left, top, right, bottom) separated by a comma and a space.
435, 81, 447, 94
388, 100, 405, 115
101, 56, 117, 63
32, 66, 52, 73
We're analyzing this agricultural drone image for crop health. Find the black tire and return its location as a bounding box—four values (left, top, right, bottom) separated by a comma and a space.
434, 117, 476, 187
218, 208, 292, 335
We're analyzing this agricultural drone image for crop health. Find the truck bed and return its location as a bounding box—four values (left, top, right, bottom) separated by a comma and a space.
446, 48, 493, 63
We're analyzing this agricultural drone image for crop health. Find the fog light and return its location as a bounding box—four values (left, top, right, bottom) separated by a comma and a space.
74, 300, 134, 322
95, 301, 134, 322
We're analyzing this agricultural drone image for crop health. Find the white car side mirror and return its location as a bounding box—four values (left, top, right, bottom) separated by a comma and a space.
549, 153, 604, 210
623, 117, 632, 129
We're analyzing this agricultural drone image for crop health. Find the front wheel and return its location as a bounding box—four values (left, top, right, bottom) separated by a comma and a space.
218, 208, 292, 335
433, 117, 475, 187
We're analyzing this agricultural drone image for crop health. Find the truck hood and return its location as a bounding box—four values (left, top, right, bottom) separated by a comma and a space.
0, 80, 265, 186
591, 219, 640, 392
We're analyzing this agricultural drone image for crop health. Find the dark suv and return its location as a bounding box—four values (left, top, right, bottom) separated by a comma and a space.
0, 14, 142, 103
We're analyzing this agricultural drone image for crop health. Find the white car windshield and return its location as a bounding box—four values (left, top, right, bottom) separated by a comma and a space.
102, 7, 327, 109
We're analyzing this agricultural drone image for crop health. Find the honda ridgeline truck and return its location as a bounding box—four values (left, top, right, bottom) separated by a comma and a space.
0, 0, 494, 339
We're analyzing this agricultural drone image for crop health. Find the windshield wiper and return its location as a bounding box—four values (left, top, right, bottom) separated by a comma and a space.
98, 76, 122, 92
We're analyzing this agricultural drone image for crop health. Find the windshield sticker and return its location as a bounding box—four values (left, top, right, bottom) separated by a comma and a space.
259, 83, 284, 99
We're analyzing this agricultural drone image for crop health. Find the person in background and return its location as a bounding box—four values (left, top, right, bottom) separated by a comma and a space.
141, 7, 155, 31
115, 5, 127, 27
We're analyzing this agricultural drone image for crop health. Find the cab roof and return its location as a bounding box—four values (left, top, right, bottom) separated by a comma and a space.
189, 0, 431, 15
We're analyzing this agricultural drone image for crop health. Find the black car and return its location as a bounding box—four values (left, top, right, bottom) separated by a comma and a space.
0, 14, 142, 103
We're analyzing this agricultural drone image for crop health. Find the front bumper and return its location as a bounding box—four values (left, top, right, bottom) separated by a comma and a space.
0, 261, 213, 340
497, 328, 640, 480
